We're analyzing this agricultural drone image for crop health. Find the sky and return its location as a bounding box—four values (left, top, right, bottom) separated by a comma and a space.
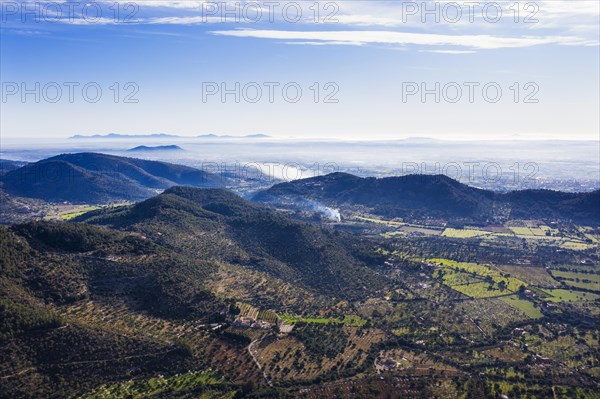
1, 0, 599, 140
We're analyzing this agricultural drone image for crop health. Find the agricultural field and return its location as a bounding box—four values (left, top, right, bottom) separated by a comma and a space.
495, 265, 559, 287
579, 226, 600, 243
449, 281, 510, 298
507, 224, 552, 237
539, 224, 561, 235
550, 270, 600, 291
430, 221, 591, 248
508, 226, 537, 236
541, 289, 600, 303
382, 226, 442, 238
441, 228, 492, 238
354, 216, 406, 226
561, 240, 596, 250
42, 204, 128, 221
500, 295, 543, 319
398, 225, 443, 236
353, 215, 444, 237
427, 258, 527, 297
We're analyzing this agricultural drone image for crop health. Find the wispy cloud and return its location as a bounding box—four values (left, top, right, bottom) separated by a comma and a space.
420, 49, 476, 54
4, 0, 598, 51
209, 29, 598, 49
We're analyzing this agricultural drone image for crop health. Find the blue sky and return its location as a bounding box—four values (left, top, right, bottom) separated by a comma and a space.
1, 0, 599, 139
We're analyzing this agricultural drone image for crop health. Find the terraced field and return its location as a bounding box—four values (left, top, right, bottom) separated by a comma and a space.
236, 302, 279, 324
60, 300, 211, 349
59, 300, 263, 384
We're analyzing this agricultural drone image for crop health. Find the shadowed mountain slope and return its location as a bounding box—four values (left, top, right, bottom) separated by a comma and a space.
1, 153, 223, 203
254, 173, 600, 224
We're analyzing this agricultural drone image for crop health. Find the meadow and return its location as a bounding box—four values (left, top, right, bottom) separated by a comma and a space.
550, 270, 600, 291
541, 289, 600, 303
500, 295, 543, 319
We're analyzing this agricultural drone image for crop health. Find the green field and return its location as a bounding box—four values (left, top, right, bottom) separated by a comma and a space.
428, 258, 527, 298
561, 241, 596, 250
60, 209, 96, 220
449, 282, 511, 298
542, 289, 600, 303
500, 295, 543, 319
442, 228, 492, 238
551, 270, 600, 291
509, 226, 535, 236
43, 205, 100, 221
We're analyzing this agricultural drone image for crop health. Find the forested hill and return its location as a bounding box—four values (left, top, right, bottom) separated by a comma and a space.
0, 153, 224, 203
254, 172, 600, 225
78, 186, 389, 300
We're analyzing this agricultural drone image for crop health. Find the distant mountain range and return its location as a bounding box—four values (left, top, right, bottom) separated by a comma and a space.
70, 133, 270, 139
255, 172, 600, 225
127, 145, 184, 152
196, 134, 270, 139
0, 153, 224, 203
70, 133, 179, 139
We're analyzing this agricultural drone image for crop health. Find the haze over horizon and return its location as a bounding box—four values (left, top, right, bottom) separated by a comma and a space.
2, 133, 600, 143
